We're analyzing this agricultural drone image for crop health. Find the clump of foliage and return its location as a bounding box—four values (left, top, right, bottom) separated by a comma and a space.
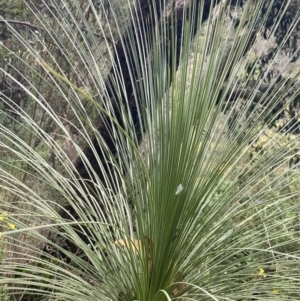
0, 1, 300, 301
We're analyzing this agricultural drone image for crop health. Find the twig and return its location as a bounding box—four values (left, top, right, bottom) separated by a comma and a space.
0, 20, 42, 31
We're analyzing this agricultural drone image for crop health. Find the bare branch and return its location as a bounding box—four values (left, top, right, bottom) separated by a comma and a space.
0, 20, 43, 31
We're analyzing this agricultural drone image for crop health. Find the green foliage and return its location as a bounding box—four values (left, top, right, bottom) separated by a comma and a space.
0, 0, 300, 300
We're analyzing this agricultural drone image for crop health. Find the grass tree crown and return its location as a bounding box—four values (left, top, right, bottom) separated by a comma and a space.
0, 0, 300, 300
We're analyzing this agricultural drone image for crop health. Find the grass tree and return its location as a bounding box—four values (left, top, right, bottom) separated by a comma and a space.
0, 0, 300, 300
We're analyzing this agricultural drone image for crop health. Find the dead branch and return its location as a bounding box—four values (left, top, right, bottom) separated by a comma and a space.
0, 20, 42, 31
